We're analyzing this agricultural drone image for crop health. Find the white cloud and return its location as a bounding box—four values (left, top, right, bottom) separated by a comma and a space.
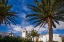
43, 21, 64, 30
8, 24, 48, 34
19, 13, 26, 18
34, 26, 48, 33
20, 0, 26, 7
23, 6, 29, 11
23, 6, 30, 12
53, 21, 64, 30
7, 21, 64, 36
7, 30, 17, 33
24, 25, 48, 34
10, 25, 22, 32
56, 21, 64, 28
13, 27, 22, 32
8, 21, 64, 33
18, 13, 30, 27
24, 25, 34, 31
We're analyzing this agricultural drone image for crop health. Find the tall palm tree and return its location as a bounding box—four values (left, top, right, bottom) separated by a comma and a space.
0, 0, 17, 25
27, 29, 39, 42
26, 0, 64, 42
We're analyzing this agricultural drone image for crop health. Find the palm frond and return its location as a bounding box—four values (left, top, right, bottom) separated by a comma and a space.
32, 19, 43, 24
26, 14, 42, 18
55, 9, 64, 15
53, 0, 64, 12
53, 16, 64, 21
7, 17, 16, 25
34, 0, 47, 13
28, 4, 42, 13
26, 0, 64, 28
5, 0, 8, 5
54, 20, 60, 25
26, 17, 39, 22
34, 20, 44, 27
0, 0, 18, 25
52, 21, 56, 28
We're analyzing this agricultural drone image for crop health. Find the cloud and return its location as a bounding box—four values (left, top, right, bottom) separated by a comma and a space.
7, 30, 17, 33
9, 25, 32, 32
24, 25, 34, 31
9, 0, 30, 27
8, 24, 48, 34
56, 21, 64, 29
19, 0, 27, 7
8, 21, 64, 33
23, 25, 48, 34
18, 0, 31, 13
19, 12, 26, 18
7, 21, 64, 36
23, 6, 31, 13
23, 6, 29, 11
10, 25, 22, 32
18, 12, 30, 27
34, 26, 48, 33
43, 21, 64, 30
53, 21, 64, 30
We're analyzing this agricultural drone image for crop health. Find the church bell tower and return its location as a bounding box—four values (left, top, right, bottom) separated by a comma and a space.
22, 28, 27, 38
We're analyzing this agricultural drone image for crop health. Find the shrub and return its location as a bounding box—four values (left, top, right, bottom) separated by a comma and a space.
0, 36, 32, 42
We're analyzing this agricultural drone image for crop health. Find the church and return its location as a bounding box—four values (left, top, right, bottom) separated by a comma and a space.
22, 28, 62, 42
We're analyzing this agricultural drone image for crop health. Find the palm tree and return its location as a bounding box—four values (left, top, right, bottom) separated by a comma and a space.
0, 0, 17, 25
26, 0, 64, 42
27, 29, 39, 42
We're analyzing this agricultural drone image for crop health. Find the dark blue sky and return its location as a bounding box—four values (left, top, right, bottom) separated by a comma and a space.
0, 0, 64, 36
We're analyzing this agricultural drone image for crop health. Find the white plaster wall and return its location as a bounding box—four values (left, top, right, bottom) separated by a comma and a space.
45, 34, 62, 42
42, 36, 47, 42
53, 34, 58, 41
46, 34, 49, 41
22, 30, 27, 38
22, 32, 26, 38
33, 34, 62, 42
39, 36, 43, 41
58, 37, 62, 42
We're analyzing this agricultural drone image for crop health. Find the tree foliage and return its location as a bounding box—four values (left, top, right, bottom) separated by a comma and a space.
26, 0, 64, 42
27, 29, 39, 42
0, 0, 18, 25
26, 0, 64, 28
0, 36, 32, 42
27, 29, 39, 38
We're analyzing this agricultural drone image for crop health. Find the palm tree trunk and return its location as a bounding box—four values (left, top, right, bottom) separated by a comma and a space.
47, 17, 53, 42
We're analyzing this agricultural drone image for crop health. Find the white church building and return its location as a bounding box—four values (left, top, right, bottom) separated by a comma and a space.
22, 28, 62, 42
